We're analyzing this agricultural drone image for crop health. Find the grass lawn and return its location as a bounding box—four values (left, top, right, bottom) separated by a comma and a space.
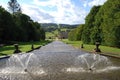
0, 40, 50, 56
62, 39, 120, 58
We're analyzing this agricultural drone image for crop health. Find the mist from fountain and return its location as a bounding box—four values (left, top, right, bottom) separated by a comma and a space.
76, 53, 112, 70
65, 53, 120, 73
0, 53, 46, 80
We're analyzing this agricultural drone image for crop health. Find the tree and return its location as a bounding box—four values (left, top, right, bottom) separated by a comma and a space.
68, 24, 84, 41
89, 6, 103, 44
0, 6, 4, 43
0, 6, 17, 43
68, 29, 76, 41
33, 22, 45, 41
68, 0, 120, 48
0, 6, 45, 43
82, 6, 101, 44
94, 0, 120, 47
8, 0, 21, 14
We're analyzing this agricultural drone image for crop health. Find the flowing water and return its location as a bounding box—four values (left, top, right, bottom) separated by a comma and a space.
0, 41, 120, 80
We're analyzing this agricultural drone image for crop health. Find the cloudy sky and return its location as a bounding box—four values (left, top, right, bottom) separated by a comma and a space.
0, 0, 107, 24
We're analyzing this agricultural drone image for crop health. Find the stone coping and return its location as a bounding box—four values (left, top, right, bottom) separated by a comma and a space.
0, 55, 10, 60
0, 45, 42, 60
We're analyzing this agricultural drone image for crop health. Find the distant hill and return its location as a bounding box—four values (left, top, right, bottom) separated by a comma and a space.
41, 23, 58, 27
40, 23, 80, 32
41, 23, 80, 28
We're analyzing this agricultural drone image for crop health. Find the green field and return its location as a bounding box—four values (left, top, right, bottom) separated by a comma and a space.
0, 41, 50, 56
45, 28, 72, 40
62, 39, 120, 58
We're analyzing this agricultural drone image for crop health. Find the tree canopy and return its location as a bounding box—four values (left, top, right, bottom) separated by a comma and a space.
0, 6, 45, 44
68, 24, 84, 41
8, 0, 21, 14
68, 0, 120, 48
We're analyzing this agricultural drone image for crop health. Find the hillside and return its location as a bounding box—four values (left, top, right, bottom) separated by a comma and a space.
41, 23, 80, 39
41, 23, 79, 29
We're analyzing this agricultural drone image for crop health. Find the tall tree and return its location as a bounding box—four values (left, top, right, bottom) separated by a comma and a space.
82, 6, 101, 44
8, 0, 21, 14
68, 24, 84, 41
0, 6, 45, 43
95, 0, 120, 47
0, 6, 16, 42
90, 6, 102, 44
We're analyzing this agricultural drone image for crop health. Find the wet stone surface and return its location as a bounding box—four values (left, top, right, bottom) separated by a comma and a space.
0, 41, 120, 80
